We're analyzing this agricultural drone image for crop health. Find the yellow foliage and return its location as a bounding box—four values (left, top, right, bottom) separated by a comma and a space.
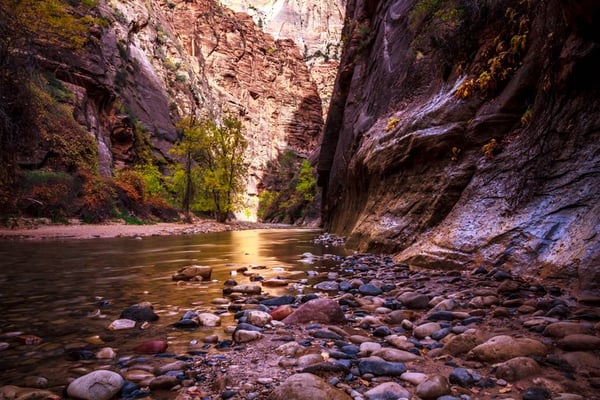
385, 117, 400, 132
482, 139, 498, 159
455, 78, 475, 99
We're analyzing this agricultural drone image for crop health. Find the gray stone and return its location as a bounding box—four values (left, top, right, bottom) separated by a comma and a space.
197, 313, 221, 327
358, 356, 407, 376
314, 281, 340, 291
245, 310, 272, 327
107, 318, 136, 330
371, 347, 420, 362
119, 301, 159, 322
67, 370, 124, 400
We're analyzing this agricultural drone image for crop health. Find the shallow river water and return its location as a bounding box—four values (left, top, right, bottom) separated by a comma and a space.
0, 228, 346, 386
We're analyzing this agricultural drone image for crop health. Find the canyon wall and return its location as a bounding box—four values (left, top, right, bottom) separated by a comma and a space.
25, 0, 324, 219
319, 0, 600, 290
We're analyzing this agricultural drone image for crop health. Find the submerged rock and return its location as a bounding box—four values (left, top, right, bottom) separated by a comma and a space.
268, 373, 351, 400
172, 265, 212, 281
120, 301, 159, 322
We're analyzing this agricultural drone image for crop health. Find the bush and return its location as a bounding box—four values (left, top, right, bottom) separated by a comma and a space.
78, 171, 116, 223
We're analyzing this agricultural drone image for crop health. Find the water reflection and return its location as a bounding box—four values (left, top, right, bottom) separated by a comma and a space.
0, 228, 347, 385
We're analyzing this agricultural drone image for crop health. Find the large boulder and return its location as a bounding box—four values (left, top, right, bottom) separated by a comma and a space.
66, 370, 124, 400
282, 298, 346, 325
268, 373, 351, 400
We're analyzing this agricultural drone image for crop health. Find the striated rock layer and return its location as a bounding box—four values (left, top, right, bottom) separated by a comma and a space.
318, 0, 600, 289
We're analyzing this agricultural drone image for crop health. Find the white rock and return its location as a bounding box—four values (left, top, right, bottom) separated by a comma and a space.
197, 313, 221, 327
107, 319, 136, 330
67, 370, 124, 400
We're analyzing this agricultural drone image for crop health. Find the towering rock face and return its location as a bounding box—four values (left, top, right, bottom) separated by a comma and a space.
219, 0, 346, 116
27, 0, 322, 218
319, 0, 600, 290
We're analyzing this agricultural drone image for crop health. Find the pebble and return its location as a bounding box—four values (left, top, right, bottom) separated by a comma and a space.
358, 356, 407, 376
120, 301, 159, 322
108, 318, 136, 330
198, 312, 221, 327
413, 322, 441, 339
468, 335, 546, 362
269, 373, 351, 400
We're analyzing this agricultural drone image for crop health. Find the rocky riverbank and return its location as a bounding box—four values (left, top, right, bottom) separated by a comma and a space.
1, 237, 599, 400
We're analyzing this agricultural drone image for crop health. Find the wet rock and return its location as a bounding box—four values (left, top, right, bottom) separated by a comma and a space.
155, 360, 188, 375
132, 340, 168, 354
314, 281, 339, 291
263, 279, 290, 287
371, 347, 420, 362
468, 335, 546, 362
358, 356, 407, 376
364, 381, 410, 400
96, 347, 116, 359
124, 369, 155, 383
282, 298, 346, 325
260, 295, 295, 306
198, 313, 221, 327
495, 357, 541, 382
225, 284, 262, 295
270, 305, 294, 321
397, 292, 430, 309
522, 387, 551, 400
448, 367, 479, 387
0, 386, 56, 400
359, 284, 382, 296
268, 373, 351, 400
108, 318, 136, 330
245, 310, 272, 327
22, 376, 48, 389
413, 322, 441, 339
557, 334, 600, 351
120, 302, 159, 322
149, 375, 179, 390
174, 312, 200, 329
415, 375, 451, 400
172, 265, 212, 281
431, 327, 452, 341
233, 329, 263, 343
67, 370, 124, 400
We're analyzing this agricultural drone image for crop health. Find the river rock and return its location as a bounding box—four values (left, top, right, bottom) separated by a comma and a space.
96, 347, 116, 359
314, 281, 339, 291
260, 295, 295, 306
245, 310, 272, 327
522, 387, 551, 400
415, 375, 451, 400
386, 335, 415, 351
558, 351, 600, 371
268, 373, 351, 400
67, 370, 124, 400
149, 375, 179, 390
359, 284, 382, 296
124, 369, 154, 383
172, 265, 212, 281
108, 318, 136, 330
558, 334, 600, 351
385, 309, 420, 323
0, 385, 56, 400
413, 322, 441, 339
448, 367, 479, 387
133, 340, 168, 354
468, 335, 546, 362
197, 313, 221, 327
226, 284, 262, 295
364, 381, 410, 400
0, 342, 8, 351
270, 305, 294, 320
282, 298, 346, 325
400, 372, 428, 385
543, 322, 593, 338
495, 357, 541, 381
155, 360, 188, 375
233, 329, 263, 343
358, 356, 407, 376
397, 292, 430, 309
371, 347, 420, 362
119, 302, 159, 322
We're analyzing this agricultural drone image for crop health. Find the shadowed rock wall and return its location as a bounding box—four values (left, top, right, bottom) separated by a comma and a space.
319, 0, 600, 290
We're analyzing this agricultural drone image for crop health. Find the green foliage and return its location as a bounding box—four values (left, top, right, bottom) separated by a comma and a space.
170, 115, 248, 222
295, 160, 316, 201
257, 153, 319, 224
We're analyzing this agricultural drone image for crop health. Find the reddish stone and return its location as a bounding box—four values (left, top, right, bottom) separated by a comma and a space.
133, 340, 168, 354
282, 299, 346, 325
17, 335, 42, 345
270, 305, 294, 321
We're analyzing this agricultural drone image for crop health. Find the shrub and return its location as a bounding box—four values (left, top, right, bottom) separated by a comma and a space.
78, 171, 116, 223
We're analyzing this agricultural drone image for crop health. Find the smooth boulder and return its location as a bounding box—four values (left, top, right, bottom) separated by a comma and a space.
66, 370, 124, 400
468, 335, 546, 363
282, 298, 346, 325
172, 265, 212, 281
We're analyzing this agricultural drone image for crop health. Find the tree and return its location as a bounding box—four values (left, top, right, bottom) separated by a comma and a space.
171, 115, 248, 222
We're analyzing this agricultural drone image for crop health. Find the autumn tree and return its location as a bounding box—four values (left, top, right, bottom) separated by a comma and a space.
171, 115, 248, 222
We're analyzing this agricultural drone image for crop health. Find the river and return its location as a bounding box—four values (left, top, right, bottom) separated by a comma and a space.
0, 228, 347, 386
